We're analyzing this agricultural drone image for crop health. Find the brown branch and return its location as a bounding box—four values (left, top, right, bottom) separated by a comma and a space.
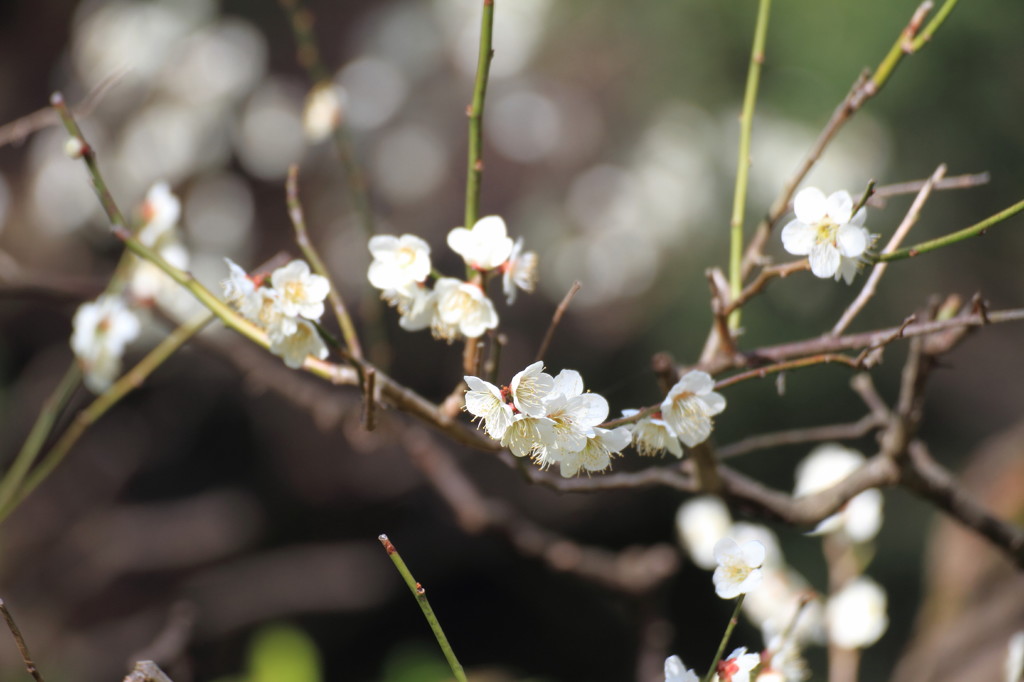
536, 281, 581, 362
901, 441, 1024, 567
716, 412, 883, 460
402, 428, 680, 594
0, 599, 45, 682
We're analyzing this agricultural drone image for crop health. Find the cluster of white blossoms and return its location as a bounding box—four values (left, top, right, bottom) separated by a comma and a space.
129, 182, 192, 315
367, 216, 537, 342
464, 366, 727, 477
71, 181, 190, 393
221, 259, 330, 369
781, 187, 877, 284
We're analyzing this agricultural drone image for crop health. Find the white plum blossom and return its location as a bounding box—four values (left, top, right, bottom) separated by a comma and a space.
302, 82, 346, 142
623, 408, 683, 458
794, 444, 883, 543
661, 370, 726, 447
221, 258, 256, 309
269, 317, 329, 369
431, 277, 499, 340
509, 361, 553, 417
713, 537, 765, 599
367, 234, 432, 290
745, 568, 825, 649
502, 236, 538, 304
393, 284, 436, 332
271, 259, 330, 320
557, 426, 631, 478
464, 375, 514, 439
826, 576, 888, 649
781, 187, 872, 284
756, 637, 810, 682
501, 415, 555, 460
676, 495, 733, 570
220, 259, 331, 369
717, 647, 761, 682
536, 369, 609, 466
1006, 631, 1024, 682
71, 294, 141, 393
664, 655, 700, 682
447, 215, 514, 270
137, 181, 181, 247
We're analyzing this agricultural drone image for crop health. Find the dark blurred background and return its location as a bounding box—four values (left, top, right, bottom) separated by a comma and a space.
1, 0, 1023, 680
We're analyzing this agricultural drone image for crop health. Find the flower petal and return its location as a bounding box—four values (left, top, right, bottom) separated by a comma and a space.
793, 187, 827, 223
808, 242, 841, 278
781, 220, 816, 256
836, 224, 868, 258
826, 190, 854, 224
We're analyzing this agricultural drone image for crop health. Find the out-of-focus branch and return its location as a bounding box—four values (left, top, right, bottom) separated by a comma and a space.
122, 662, 174, 682
0, 71, 123, 148
716, 412, 883, 460
404, 430, 680, 594
535, 280, 581, 363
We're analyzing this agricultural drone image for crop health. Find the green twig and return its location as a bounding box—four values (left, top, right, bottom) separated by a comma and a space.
286, 164, 363, 360
278, 0, 376, 238
728, 0, 771, 331
702, 594, 746, 682
911, 0, 960, 51
378, 534, 467, 682
0, 311, 214, 523
464, 0, 496, 232
0, 364, 81, 515
878, 196, 1024, 262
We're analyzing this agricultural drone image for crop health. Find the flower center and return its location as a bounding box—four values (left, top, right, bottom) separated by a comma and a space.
397, 246, 416, 268
815, 219, 840, 246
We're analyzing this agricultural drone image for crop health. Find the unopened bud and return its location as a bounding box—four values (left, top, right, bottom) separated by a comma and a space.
64, 137, 86, 159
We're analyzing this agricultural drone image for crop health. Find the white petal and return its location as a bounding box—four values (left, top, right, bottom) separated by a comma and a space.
836, 224, 869, 258
808, 243, 841, 278
368, 234, 399, 258
781, 220, 816, 256
793, 187, 827, 223
676, 370, 715, 396
550, 369, 584, 398
826, 190, 854, 224
446, 226, 473, 258
700, 392, 727, 416
565, 393, 609, 427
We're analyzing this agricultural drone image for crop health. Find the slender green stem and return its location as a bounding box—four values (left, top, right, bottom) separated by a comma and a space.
0, 364, 81, 514
912, 0, 960, 52
286, 165, 363, 360
728, 0, 771, 331
378, 534, 467, 682
703, 594, 746, 682
878, 196, 1024, 262
464, 0, 495, 232
0, 312, 214, 523
278, 0, 376, 237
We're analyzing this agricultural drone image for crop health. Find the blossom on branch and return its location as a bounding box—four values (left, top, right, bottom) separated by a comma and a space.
367, 234, 432, 290
826, 576, 888, 649
781, 187, 872, 284
431, 277, 499, 340
793, 443, 883, 543
270, 259, 330, 320
269, 317, 328, 369
660, 370, 726, 447
464, 375, 514, 439
664, 655, 700, 682
712, 537, 765, 599
71, 294, 141, 393
623, 409, 683, 458
717, 647, 760, 682
502, 236, 538, 304
447, 215, 513, 270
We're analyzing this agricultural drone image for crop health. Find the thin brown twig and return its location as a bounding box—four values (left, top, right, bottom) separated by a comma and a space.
716, 412, 883, 460
726, 259, 809, 316
868, 172, 988, 208
403, 429, 680, 594
286, 164, 363, 360
832, 164, 946, 336
535, 281, 581, 363
362, 367, 377, 431
0, 71, 124, 148
0, 599, 45, 682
